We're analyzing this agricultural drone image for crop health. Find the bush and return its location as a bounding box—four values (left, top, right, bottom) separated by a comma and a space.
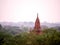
0, 28, 60, 45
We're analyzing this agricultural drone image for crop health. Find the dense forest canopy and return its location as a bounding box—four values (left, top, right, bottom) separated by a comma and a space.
0, 24, 60, 45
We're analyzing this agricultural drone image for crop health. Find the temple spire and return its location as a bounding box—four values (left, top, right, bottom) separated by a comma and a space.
37, 13, 38, 16
34, 13, 41, 34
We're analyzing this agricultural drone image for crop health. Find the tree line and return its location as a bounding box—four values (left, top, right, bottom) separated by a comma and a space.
0, 24, 60, 45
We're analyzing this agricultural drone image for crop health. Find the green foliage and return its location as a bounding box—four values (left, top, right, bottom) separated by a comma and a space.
0, 32, 13, 45
0, 24, 2, 30
0, 28, 60, 45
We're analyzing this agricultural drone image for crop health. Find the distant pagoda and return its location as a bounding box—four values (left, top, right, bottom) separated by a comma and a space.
34, 13, 41, 34
30, 13, 41, 34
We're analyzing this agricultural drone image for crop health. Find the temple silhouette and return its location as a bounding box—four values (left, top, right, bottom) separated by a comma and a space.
30, 13, 41, 34
34, 13, 41, 34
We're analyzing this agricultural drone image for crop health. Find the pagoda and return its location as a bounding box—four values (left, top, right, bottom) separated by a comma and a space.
34, 13, 41, 34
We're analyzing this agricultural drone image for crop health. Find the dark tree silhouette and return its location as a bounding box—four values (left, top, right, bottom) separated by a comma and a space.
0, 24, 2, 30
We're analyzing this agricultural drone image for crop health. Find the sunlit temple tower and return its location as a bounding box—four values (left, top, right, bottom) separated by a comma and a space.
34, 13, 41, 34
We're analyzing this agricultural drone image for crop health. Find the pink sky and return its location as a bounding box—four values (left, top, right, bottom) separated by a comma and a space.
0, 0, 60, 23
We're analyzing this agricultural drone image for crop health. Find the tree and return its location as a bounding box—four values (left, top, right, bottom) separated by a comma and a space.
0, 24, 2, 30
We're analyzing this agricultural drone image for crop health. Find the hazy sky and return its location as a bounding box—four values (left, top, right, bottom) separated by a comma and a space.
0, 0, 60, 23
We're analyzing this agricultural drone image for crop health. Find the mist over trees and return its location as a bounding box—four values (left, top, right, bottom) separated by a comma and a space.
0, 24, 60, 45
